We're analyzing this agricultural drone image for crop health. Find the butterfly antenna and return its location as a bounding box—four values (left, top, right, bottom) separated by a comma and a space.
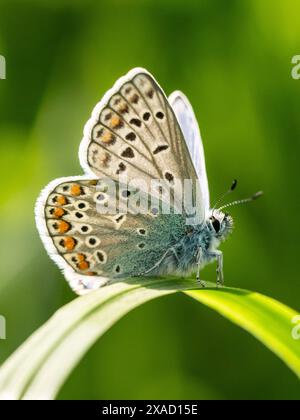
212, 179, 237, 216
218, 191, 263, 211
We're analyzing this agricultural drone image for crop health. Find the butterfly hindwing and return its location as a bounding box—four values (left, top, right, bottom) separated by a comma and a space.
36, 176, 186, 295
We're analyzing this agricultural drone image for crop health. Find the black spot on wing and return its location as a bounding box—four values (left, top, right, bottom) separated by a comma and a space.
153, 145, 169, 155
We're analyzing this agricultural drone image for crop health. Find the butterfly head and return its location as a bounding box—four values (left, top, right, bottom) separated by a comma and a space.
208, 210, 233, 241
208, 180, 263, 242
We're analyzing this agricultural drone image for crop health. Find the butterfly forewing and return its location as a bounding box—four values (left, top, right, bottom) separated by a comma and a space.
83, 69, 199, 197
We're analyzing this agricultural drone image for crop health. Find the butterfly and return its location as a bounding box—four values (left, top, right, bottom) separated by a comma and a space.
35, 68, 261, 295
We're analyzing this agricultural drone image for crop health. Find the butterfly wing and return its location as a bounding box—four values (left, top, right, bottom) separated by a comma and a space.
79, 68, 203, 214
169, 91, 210, 213
35, 177, 185, 295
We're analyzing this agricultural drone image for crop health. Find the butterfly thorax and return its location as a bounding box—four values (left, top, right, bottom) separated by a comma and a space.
161, 211, 233, 276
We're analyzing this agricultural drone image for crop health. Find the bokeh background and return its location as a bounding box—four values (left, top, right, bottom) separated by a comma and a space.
0, 0, 299, 399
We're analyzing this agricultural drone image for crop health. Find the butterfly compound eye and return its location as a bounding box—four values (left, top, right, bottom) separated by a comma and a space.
211, 217, 221, 233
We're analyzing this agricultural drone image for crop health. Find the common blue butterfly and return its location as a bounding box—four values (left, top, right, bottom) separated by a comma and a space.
35, 68, 262, 294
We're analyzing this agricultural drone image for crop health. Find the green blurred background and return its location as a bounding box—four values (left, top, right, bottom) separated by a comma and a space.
0, 0, 299, 399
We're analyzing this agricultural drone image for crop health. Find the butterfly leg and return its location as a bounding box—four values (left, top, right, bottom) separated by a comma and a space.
144, 247, 180, 275
213, 251, 224, 288
196, 247, 206, 288
205, 250, 224, 287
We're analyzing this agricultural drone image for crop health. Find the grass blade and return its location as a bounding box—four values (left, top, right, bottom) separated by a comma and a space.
0, 278, 198, 400
185, 288, 300, 379
0, 278, 298, 400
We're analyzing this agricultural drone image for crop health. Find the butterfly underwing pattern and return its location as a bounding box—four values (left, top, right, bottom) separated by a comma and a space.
36, 68, 235, 295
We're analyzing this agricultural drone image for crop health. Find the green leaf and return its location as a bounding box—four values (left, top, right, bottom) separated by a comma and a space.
0, 278, 298, 400
185, 288, 300, 379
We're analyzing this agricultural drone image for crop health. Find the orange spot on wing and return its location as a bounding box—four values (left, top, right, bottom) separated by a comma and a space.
70, 184, 82, 196
110, 115, 123, 129
78, 260, 90, 271
102, 131, 113, 143
57, 195, 67, 205
53, 208, 65, 218
59, 220, 71, 233
86, 271, 97, 276
64, 237, 76, 251
76, 253, 85, 262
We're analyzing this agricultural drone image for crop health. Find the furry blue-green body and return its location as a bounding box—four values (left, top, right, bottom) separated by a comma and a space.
151, 210, 233, 277
112, 210, 233, 280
